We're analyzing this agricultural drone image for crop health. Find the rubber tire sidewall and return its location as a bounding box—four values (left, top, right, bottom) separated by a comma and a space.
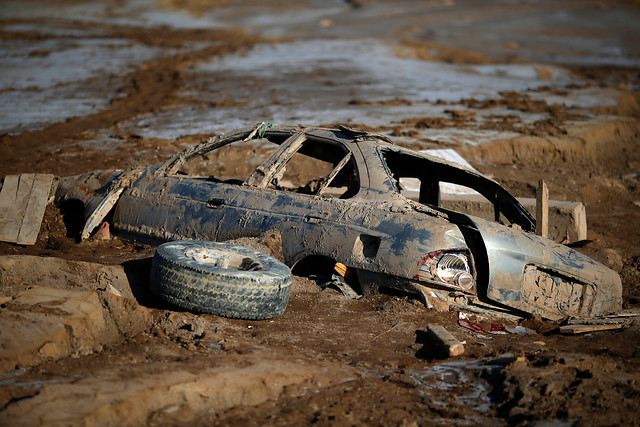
150, 240, 292, 320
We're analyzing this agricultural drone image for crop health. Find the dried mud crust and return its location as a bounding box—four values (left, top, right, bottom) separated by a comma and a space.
149, 241, 292, 319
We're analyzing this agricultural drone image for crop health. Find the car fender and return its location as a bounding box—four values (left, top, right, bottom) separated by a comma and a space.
470, 216, 622, 319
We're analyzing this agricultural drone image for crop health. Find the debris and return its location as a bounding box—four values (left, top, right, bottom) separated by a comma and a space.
458, 311, 489, 322
427, 324, 465, 357
474, 334, 493, 340
458, 319, 488, 335
606, 308, 640, 318
80, 168, 142, 241
371, 322, 401, 342
55, 123, 623, 320
505, 325, 536, 335
103, 283, 122, 297
93, 222, 111, 241
567, 317, 631, 326
559, 324, 624, 335
490, 323, 508, 334
322, 274, 360, 300
334, 262, 347, 277
566, 309, 640, 326
0, 174, 54, 245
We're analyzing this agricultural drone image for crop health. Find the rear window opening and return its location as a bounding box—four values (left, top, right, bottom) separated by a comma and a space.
380, 148, 534, 230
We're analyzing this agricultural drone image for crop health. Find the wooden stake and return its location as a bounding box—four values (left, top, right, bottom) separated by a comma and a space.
536, 179, 549, 237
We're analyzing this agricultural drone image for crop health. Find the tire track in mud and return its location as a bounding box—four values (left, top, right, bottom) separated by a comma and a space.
0, 25, 265, 176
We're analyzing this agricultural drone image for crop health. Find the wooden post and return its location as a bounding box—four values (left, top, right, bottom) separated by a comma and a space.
536, 179, 549, 237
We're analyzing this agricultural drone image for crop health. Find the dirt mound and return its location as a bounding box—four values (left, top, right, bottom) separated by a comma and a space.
0, 287, 153, 373
225, 229, 285, 262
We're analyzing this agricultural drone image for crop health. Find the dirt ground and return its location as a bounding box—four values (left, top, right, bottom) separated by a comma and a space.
1, 0, 640, 425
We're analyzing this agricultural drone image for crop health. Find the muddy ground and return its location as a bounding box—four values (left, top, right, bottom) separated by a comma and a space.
1, 0, 640, 425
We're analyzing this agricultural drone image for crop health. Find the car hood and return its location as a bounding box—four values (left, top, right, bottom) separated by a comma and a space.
470, 216, 622, 319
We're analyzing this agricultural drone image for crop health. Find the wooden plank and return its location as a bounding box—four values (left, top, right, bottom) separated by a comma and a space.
0, 176, 20, 242
16, 174, 54, 245
605, 308, 640, 318
0, 174, 34, 243
536, 179, 549, 237
567, 317, 632, 326
0, 175, 19, 207
559, 324, 623, 335
427, 325, 465, 357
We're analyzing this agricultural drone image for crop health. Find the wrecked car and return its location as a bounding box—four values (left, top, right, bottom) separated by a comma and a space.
55, 123, 622, 320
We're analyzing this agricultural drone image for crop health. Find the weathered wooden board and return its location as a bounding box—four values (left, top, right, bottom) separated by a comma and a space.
0, 174, 54, 245
559, 323, 624, 335
427, 324, 465, 357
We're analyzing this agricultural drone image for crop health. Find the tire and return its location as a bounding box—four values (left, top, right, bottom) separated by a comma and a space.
149, 240, 292, 320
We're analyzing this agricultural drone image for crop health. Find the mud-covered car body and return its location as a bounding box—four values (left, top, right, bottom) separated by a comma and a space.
56, 124, 622, 320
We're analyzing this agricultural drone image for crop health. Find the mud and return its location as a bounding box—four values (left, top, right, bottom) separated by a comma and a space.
1, 0, 640, 425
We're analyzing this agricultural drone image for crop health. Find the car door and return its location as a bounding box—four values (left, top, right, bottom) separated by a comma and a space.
114, 173, 245, 242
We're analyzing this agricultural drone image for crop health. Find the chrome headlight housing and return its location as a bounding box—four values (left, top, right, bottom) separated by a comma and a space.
415, 249, 475, 293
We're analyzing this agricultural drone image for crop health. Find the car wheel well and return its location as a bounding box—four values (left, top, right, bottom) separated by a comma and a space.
291, 255, 337, 277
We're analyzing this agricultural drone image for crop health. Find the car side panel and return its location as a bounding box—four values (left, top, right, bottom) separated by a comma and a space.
218, 185, 469, 280
113, 176, 239, 242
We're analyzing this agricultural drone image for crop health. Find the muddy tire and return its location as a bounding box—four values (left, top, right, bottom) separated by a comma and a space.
149, 240, 292, 320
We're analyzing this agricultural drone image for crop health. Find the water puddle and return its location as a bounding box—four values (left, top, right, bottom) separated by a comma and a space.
401, 354, 517, 424
0, 36, 168, 133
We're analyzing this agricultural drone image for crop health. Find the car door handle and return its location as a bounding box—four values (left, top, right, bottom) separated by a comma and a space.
305, 215, 324, 224
207, 198, 226, 208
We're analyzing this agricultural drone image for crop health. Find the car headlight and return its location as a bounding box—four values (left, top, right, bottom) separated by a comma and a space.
415, 249, 475, 293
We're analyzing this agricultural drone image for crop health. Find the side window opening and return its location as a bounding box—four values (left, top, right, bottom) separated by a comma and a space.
267, 140, 359, 199
174, 138, 279, 184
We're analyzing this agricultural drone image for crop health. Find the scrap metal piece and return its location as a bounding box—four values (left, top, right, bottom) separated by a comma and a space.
323, 274, 360, 299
